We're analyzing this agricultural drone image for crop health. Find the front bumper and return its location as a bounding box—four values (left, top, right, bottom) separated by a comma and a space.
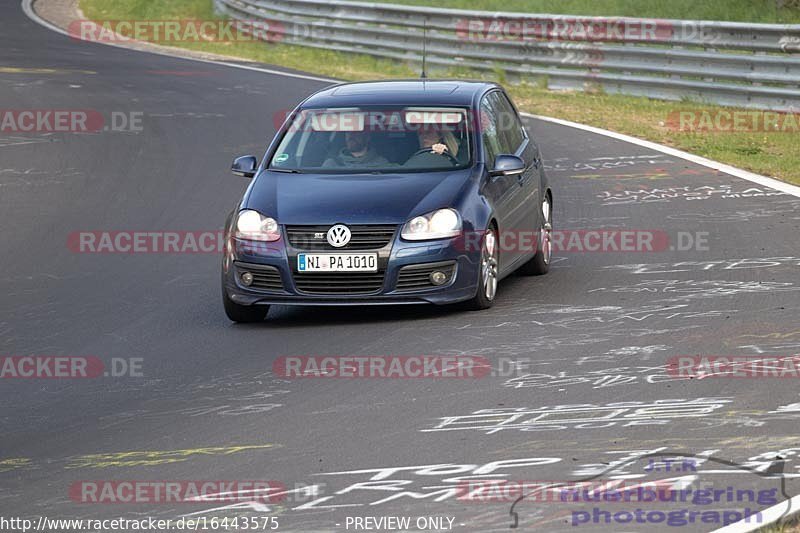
222, 232, 480, 306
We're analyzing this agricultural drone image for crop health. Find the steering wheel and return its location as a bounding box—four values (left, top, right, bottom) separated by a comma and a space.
410, 148, 460, 166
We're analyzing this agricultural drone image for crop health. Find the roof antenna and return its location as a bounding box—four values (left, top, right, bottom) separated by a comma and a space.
420, 20, 428, 79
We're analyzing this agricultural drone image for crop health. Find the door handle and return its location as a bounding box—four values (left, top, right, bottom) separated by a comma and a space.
532, 157, 541, 169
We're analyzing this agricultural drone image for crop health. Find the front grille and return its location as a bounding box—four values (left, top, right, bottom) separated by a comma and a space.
396, 261, 456, 291
293, 272, 386, 294
286, 225, 397, 250
236, 263, 284, 292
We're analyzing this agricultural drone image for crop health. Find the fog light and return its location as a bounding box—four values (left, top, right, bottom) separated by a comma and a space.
430, 271, 447, 285
241, 272, 254, 286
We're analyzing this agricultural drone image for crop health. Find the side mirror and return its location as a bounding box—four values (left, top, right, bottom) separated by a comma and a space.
489, 154, 525, 177
231, 155, 258, 178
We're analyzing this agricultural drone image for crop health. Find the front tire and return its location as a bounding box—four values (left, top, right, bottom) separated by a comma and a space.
519, 193, 552, 276
223, 288, 269, 323
464, 227, 499, 310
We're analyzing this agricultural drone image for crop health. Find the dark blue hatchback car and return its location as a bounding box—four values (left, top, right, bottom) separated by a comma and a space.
222, 80, 552, 322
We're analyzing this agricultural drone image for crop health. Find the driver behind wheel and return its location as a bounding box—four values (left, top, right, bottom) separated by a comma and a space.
418, 124, 458, 157
405, 125, 460, 168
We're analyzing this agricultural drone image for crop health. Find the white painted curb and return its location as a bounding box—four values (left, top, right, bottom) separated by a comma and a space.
522, 113, 800, 199
708, 493, 798, 533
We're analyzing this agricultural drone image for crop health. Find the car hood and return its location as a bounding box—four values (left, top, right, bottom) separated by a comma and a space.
243, 169, 474, 224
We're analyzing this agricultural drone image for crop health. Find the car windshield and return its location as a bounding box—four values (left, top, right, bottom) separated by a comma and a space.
268, 106, 473, 173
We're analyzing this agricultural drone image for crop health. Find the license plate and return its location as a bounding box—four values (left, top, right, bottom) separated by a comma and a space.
297, 253, 378, 272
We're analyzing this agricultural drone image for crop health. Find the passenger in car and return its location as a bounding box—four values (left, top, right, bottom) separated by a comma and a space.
322, 130, 389, 168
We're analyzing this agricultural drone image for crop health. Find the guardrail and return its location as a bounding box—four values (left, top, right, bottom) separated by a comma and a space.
214, 0, 800, 110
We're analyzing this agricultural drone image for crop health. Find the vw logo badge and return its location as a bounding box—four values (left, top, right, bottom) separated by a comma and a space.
326, 224, 351, 247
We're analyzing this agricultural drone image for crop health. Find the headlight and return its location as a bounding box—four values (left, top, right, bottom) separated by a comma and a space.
401, 208, 461, 240
235, 210, 280, 241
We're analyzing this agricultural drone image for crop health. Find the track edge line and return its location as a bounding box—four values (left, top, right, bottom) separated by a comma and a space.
523, 113, 800, 198
21, 0, 338, 84
707, 493, 799, 533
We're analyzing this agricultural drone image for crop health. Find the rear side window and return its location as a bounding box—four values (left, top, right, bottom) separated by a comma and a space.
481, 91, 526, 164
492, 92, 525, 153
480, 95, 502, 168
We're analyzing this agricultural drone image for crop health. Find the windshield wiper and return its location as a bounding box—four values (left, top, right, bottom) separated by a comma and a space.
269, 168, 303, 174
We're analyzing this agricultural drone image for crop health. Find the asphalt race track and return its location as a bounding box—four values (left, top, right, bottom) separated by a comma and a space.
2, 1, 800, 531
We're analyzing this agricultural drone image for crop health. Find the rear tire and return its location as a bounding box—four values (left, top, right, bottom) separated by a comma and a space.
223, 288, 269, 323
519, 194, 552, 276
464, 227, 499, 310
